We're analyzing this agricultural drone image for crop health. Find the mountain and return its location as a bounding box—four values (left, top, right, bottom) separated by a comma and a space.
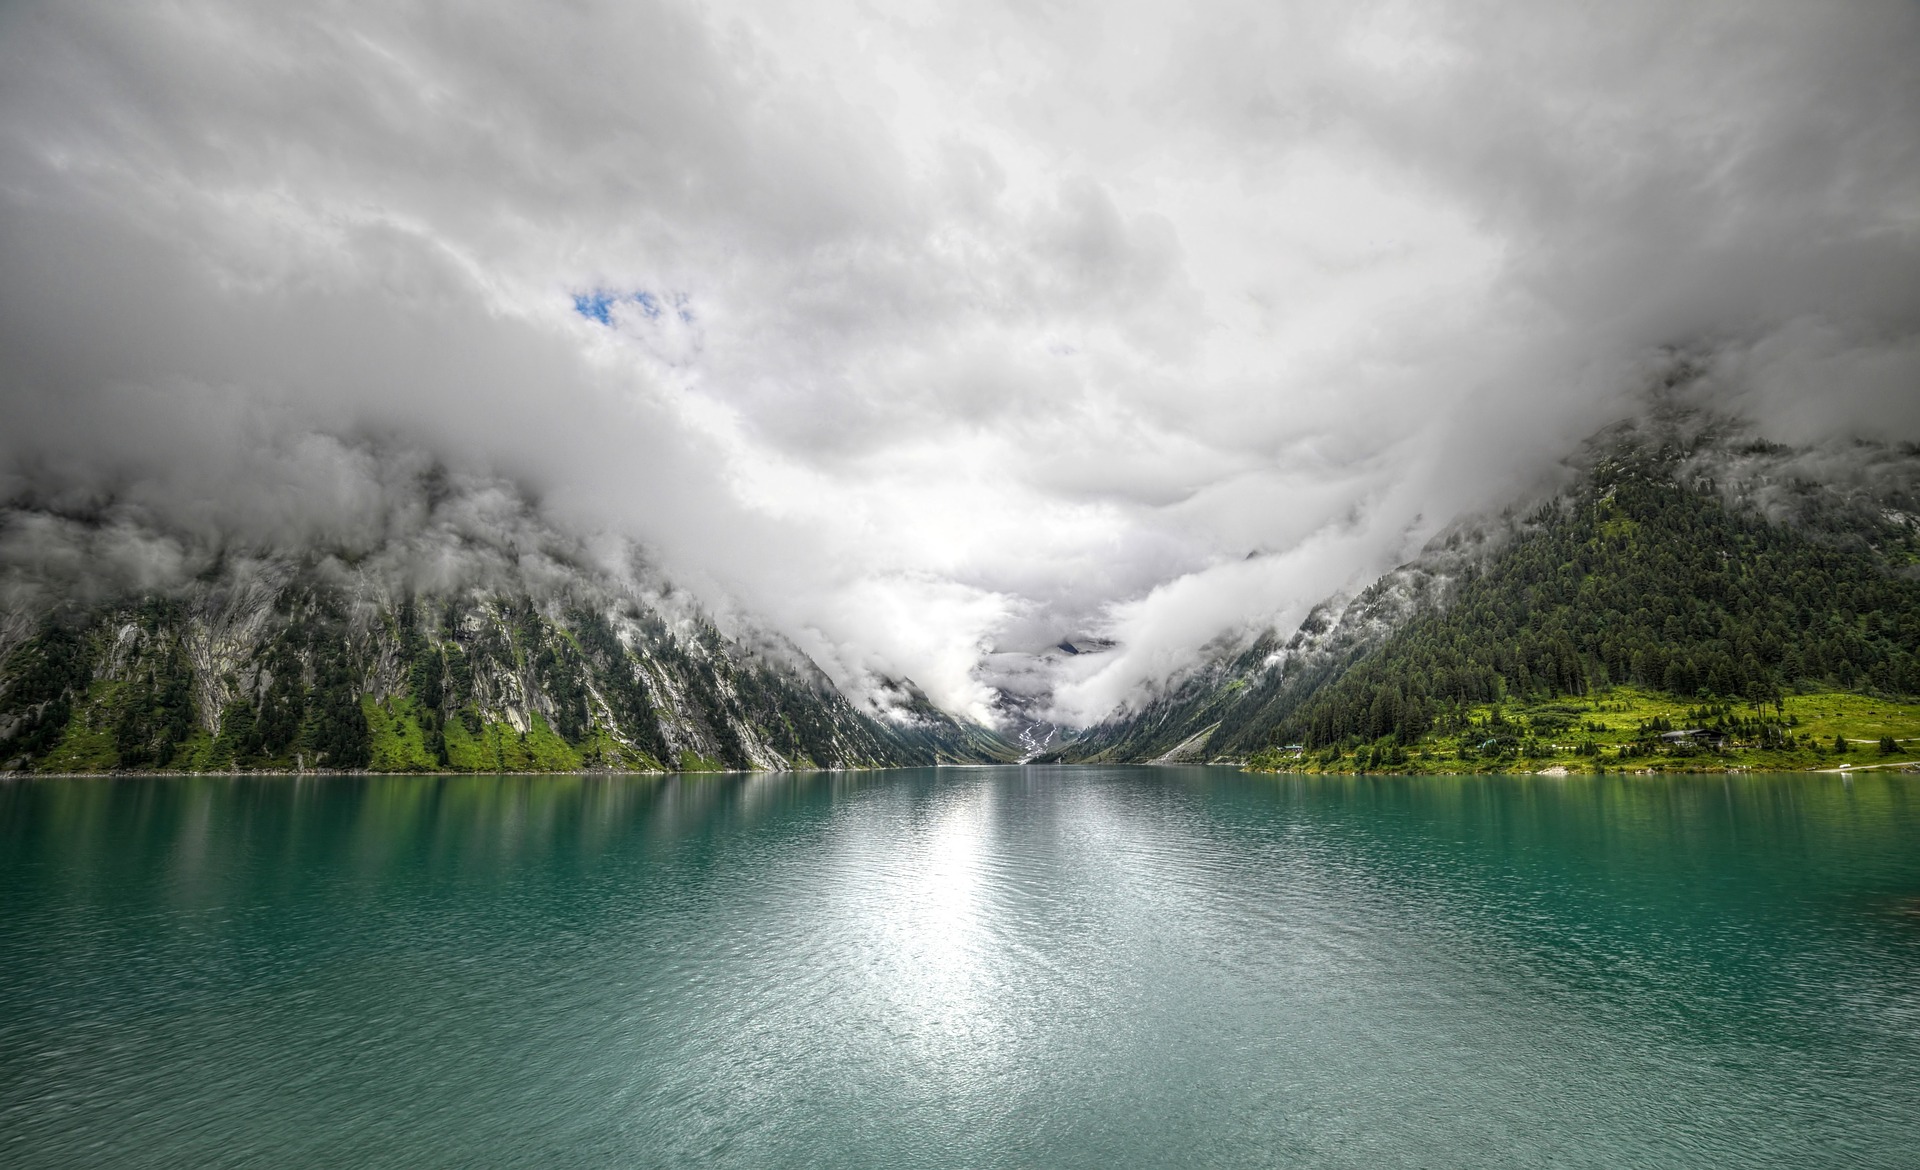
9, 413, 1917, 778
1045, 414, 1920, 769
0, 492, 1014, 775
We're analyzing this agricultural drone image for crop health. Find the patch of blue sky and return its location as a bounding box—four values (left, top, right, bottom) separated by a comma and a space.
572, 289, 695, 326
572, 290, 618, 325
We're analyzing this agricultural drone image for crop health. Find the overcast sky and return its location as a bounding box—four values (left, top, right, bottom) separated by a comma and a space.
2, 0, 1917, 724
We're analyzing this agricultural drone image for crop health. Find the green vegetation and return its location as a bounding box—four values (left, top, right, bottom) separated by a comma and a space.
1276, 450, 1920, 752
1045, 429, 1920, 771
1, 578, 941, 772
0, 620, 93, 765
1238, 439, 1920, 770
110, 602, 199, 766
35, 678, 124, 773
1248, 686, 1920, 774
364, 695, 442, 773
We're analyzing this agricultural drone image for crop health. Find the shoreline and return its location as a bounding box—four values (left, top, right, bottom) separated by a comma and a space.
1244, 762, 1920, 777
9, 760, 1918, 780
2, 765, 912, 779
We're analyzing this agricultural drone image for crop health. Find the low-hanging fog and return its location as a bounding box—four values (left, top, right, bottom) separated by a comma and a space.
2, 0, 1917, 726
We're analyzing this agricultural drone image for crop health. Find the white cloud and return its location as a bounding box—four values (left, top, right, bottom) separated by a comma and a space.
1, 0, 1915, 724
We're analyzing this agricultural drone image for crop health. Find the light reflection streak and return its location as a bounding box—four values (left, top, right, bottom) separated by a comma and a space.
839, 783, 1011, 1073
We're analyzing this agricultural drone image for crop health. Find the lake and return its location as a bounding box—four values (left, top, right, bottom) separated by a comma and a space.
3, 766, 1918, 1167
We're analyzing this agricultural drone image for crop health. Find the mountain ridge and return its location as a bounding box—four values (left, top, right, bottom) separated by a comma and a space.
1043, 414, 1920, 768
0, 486, 1016, 775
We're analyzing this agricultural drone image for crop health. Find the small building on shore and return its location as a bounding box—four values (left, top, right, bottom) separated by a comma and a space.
1659, 728, 1727, 749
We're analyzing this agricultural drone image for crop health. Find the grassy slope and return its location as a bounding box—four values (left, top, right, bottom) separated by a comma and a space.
364, 695, 443, 772
35, 679, 123, 773
1248, 686, 1920, 774
34, 686, 672, 774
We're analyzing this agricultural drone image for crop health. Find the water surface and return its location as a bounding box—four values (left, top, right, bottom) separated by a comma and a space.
3, 767, 1918, 1167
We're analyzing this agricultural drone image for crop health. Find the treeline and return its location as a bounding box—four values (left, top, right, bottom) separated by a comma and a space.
0, 589, 377, 771
0, 572, 985, 772
1276, 449, 1920, 750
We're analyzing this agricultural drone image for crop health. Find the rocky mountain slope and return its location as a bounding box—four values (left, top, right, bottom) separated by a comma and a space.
0, 488, 1013, 774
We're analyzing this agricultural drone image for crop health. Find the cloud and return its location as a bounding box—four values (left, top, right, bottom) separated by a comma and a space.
1, 0, 1915, 725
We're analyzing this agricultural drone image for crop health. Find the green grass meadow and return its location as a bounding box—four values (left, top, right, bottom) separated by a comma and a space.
1248, 686, 1920, 775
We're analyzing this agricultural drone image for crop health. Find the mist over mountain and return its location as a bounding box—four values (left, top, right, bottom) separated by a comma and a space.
1043, 407, 1920, 764
0, 459, 1013, 772
2, 1, 1918, 740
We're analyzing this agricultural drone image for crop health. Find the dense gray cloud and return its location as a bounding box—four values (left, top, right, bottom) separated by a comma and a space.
1, 0, 1915, 724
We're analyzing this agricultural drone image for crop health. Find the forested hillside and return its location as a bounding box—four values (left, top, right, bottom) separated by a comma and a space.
1274, 442, 1920, 751
1048, 423, 1920, 769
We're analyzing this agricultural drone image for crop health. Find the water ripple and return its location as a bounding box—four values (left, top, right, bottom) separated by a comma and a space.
2, 767, 1918, 1168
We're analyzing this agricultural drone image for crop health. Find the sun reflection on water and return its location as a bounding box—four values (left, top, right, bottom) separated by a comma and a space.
848, 783, 1009, 1066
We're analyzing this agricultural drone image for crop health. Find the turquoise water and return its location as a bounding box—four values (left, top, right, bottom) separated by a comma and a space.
2, 767, 1918, 1168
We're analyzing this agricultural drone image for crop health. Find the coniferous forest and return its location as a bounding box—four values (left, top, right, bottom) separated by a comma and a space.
1276, 446, 1920, 751
1049, 431, 1920, 771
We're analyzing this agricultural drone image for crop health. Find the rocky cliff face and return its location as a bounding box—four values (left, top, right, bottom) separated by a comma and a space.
0, 494, 1011, 774
1038, 554, 1474, 765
